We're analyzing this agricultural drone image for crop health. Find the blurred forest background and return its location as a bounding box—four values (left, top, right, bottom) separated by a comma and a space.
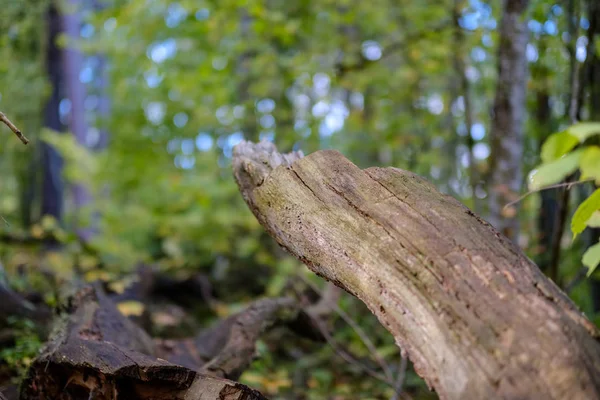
1, 0, 600, 399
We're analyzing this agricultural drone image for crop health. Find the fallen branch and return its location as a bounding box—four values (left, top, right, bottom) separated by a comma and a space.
0, 266, 51, 335
199, 297, 299, 379
233, 141, 600, 400
0, 111, 29, 145
20, 284, 268, 399
156, 297, 301, 378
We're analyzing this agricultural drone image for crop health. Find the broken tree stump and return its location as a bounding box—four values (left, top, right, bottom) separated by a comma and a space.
233, 141, 600, 400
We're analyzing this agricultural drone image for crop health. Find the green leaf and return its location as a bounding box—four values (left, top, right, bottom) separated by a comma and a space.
541, 131, 579, 163
572, 188, 600, 239
567, 122, 600, 142
588, 211, 600, 228
580, 146, 600, 183
40, 129, 98, 183
528, 150, 583, 191
584, 241, 600, 277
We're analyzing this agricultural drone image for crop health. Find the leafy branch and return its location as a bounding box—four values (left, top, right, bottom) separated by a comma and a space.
529, 122, 600, 275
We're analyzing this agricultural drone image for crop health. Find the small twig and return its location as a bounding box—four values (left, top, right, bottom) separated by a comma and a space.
565, 267, 588, 294
299, 274, 394, 382
504, 179, 593, 210
334, 303, 395, 382
318, 317, 391, 384
293, 282, 393, 386
307, 301, 392, 386
391, 355, 409, 400
0, 111, 29, 144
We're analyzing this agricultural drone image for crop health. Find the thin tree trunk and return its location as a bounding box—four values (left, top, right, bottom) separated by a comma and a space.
567, 0, 581, 123
61, 0, 93, 240
577, 0, 598, 120
541, 0, 579, 283
533, 60, 558, 273
41, 1, 65, 230
92, 0, 111, 152
487, 0, 529, 242
452, 0, 479, 213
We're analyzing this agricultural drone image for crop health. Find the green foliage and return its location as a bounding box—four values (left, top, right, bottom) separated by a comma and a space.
41, 129, 100, 183
587, 212, 600, 228
583, 241, 600, 277
565, 122, 600, 142
0, 317, 43, 380
540, 131, 579, 163
572, 189, 600, 239
528, 149, 582, 190
530, 123, 600, 189
532, 123, 600, 275
3, 0, 600, 397
581, 146, 600, 183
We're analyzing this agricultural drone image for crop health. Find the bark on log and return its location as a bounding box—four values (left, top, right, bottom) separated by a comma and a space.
233, 141, 600, 400
20, 284, 267, 400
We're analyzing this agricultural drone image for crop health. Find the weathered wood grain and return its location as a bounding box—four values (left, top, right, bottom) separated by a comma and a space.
233, 141, 600, 400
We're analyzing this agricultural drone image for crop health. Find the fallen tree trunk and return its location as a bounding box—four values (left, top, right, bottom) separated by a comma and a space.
19, 283, 297, 400
233, 141, 600, 400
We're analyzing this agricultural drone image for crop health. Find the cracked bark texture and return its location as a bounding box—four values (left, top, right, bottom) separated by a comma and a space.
233, 141, 600, 400
488, 0, 529, 242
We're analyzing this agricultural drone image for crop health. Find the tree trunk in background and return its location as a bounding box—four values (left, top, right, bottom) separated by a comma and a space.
62, 0, 94, 240
543, 0, 580, 285
588, 1, 600, 116
92, 0, 111, 151
488, 0, 529, 243
452, 0, 479, 214
531, 33, 555, 272
41, 2, 65, 228
535, 88, 558, 273
234, 141, 600, 400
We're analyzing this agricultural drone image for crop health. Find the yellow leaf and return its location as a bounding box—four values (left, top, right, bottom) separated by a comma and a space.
30, 224, 44, 239
46, 252, 74, 279
213, 302, 231, 317
41, 215, 58, 230
240, 372, 263, 384
262, 376, 291, 393
84, 270, 110, 282
117, 300, 145, 317
79, 254, 98, 270
108, 280, 127, 294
